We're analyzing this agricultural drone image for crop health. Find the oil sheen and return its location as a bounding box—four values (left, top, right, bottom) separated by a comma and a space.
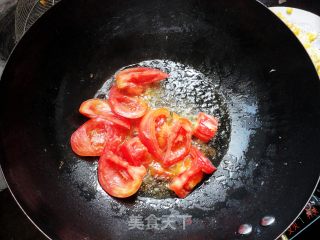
95, 59, 231, 198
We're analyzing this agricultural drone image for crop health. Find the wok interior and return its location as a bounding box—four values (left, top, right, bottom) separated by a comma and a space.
0, 0, 320, 239
94, 59, 231, 198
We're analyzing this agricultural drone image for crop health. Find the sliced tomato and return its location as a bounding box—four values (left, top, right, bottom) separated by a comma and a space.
154, 112, 171, 149
168, 166, 203, 198
149, 156, 192, 180
108, 86, 148, 119
122, 85, 146, 96
139, 108, 193, 166
120, 137, 150, 167
79, 98, 131, 129
70, 118, 127, 156
139, 108, 171, 160
190, 146, 216, 174
129, 118, 142, 137
116, 67, 168, 93
162, 118, 193, 167
149, 161, 174, 179
98, 150, 146, 198
193, 112, 218, 142
167, 145, 216, 198
150, 145, 215, 178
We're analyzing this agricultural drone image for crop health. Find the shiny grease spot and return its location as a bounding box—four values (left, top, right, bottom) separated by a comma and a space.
95, 60, 231, 198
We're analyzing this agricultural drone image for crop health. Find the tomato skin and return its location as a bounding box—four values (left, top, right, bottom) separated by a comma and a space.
167, 146, 216, 198
70, 118, 127, 156
162, 118, 193, 167
79, 98, 131, 129
120, 137, 150, 167
168, 167, 203, 198
98, 150, 146, 198
109, 86, 148, 119
116, 67, 168, 93
139, 109, 193, 167
193, 112, 218, 142
190, 146, 216, 174
139, 108, 171, 160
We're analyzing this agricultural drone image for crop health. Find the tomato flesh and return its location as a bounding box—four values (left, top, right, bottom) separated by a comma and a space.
167, 146, 216, 198
149, 156, 192, 180
120, 137, 150, 167
122, 85, 146, 96
193, 112, 218, 142
190, 146, 217, 174
168, 166, 203, 198
79, 98, 131, 129
70, 118, 127, 156
116, 67, 168, 94
139, 108, 171, 161
149, 161, 174, 179
109, 86, 148, 119
139, 108, 193, 167
98, 150, 146, 198
162, 118, 192, 167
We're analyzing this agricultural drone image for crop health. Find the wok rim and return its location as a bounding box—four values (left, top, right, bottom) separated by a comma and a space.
1, 165, 319, 240
0, 0, 319, 239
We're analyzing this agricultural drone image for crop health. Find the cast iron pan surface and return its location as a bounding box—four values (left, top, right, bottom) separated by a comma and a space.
1, 0, 320, 239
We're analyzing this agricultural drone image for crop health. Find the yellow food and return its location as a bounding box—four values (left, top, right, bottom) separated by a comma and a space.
286, 8, 293, 15
307, 32, 318, 43
273, 10, 320, 77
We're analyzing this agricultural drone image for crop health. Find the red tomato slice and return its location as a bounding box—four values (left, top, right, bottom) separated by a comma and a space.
70, 118, 127, 156
120, 137, 150, 167
109, 86, 148, 119
150, 145, 215, 180
149, 155, 193, 180
193, 112, 218, 142
139, 108, 171, 160
79, 99, 131, 129
129, 118, 142, 137
162, 118, 193, 167
168, 166, 203, 198
190, 146, 216, 174
139, 109, 193, 166
122, 85, 146, 96
167, 145, 216, 198
98, 150, 146, 198
154, 113, 171, 149
116, 67, 168, 92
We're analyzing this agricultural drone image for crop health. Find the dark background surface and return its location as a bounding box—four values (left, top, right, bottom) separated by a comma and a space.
0, 0, 319, 239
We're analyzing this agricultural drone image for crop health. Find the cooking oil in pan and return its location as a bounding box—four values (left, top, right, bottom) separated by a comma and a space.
95, 59, 231, 199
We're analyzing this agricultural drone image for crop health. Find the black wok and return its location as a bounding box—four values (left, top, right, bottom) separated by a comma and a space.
1, 0, 320, 239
